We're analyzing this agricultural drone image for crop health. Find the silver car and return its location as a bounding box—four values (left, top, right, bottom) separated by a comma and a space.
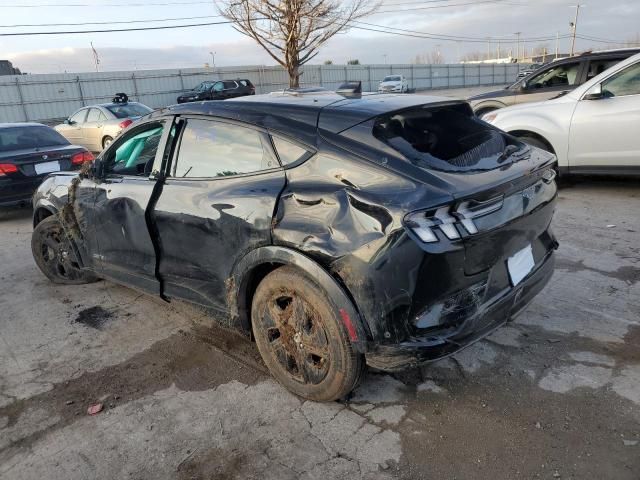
378, 75, 409, 93
468, 49, 639, 117
55, 102, 152, 152
485, 53, 640, 176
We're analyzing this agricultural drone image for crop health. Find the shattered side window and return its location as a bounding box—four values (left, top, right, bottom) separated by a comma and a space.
174, 119, 275, 178
271, 136, 310, 166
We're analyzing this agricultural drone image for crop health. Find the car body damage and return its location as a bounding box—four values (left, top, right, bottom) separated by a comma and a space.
32, 91, 559, 382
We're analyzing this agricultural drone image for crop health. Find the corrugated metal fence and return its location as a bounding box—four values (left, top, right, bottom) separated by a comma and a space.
0, 63, 520, 123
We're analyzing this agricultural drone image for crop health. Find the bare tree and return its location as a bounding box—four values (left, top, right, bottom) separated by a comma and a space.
461, 50, 484, 62
217, 0, 378, 87
427, 49, 444, 64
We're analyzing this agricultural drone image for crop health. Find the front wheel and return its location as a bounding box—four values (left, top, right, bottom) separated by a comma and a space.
251, 266, 365, 402
102, 136, 113, 149
31, 216, 98, 285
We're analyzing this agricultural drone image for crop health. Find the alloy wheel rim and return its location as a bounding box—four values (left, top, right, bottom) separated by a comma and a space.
40, 227, 82, 280
262, 290, 331, 385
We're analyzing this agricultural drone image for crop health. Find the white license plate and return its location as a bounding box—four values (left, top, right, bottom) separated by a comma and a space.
34, 161, 60, 175
507, 244, 535, 286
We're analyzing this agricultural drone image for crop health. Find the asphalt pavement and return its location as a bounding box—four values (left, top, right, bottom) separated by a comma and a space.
1, 178, 638, 479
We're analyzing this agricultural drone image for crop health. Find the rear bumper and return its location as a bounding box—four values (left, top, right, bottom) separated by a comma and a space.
0, 177, 43, 206
365, 250, 555, 371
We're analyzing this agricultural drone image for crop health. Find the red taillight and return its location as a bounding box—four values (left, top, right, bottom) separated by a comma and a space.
71, 151, 95, 165
0, 163, 18, 176
119, 119, 133, 129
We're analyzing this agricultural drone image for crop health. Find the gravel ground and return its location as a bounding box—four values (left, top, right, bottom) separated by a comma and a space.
0, 177, 639, 480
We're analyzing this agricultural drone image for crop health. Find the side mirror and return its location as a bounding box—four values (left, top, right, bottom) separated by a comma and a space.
64, 119, 72, 125
583, 83, 604, 100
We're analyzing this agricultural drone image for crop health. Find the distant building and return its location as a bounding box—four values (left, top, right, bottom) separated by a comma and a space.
0, 60, 21, 76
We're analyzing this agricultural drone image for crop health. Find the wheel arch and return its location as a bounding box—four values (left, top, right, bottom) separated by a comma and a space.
228, 246, 370, 353
472, 100, 508, 115
32, 203, 57, 228
509, 129, 556, 154
102, 135, 114, 148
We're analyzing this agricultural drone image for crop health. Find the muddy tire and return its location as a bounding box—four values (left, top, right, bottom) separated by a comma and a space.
31, 216, 98, 285
251, 266, 365, 402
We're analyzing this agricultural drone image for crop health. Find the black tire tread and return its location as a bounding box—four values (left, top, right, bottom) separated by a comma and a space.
251, 265, 365, 402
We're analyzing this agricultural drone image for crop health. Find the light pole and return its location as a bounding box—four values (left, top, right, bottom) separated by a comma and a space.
569, 5, 585, 57
382, 54, 387, 64
209, 51, 216, 68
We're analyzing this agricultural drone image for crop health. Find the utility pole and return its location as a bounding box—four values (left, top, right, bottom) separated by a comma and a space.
486, 37, 490, 61
555, 31, 559, 60
209, 51, 215, 68
514, 32, 522, 62
497, 39, 501, 59
570, 4, 584, 56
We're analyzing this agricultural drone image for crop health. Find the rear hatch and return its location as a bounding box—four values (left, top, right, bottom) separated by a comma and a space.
333, 100, 558, 276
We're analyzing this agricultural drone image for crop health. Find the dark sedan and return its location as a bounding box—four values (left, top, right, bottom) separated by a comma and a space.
0, 123, 93, 207
31, 92, 558, 401
176, 79, 255, 103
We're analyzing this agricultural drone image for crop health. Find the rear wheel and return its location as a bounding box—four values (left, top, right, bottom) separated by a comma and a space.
102, 136, 113, 149
31, 216, 98, 285
251, 266, 365, 402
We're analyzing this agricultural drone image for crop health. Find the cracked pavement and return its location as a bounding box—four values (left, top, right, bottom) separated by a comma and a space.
1, 178, 639, 479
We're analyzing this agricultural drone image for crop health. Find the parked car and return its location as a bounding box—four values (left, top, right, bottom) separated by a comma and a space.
484, 53, 640, 177
31, 91, 558, 401
516, 63, 544, 79
377, 75, 409, 93
0, 123, 93, 207
54, 99, 153, 152
469, 48, 640, 117
176, 79, 255, 103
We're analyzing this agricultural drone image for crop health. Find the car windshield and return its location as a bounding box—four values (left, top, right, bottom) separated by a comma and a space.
373, 103, 527, 172
194, 82, 215, 92
0, 126, 69, 152
383, 76, 401, 82
105, 103, 153, 119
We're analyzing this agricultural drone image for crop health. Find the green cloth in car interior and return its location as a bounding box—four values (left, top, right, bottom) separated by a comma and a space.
115, 127, 163, 169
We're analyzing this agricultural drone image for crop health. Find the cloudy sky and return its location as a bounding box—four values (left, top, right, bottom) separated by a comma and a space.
1, 0, 638, 74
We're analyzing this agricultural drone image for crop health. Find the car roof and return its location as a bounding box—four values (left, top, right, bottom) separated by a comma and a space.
161, 92, 464, 142
93, 101, 146, 108
0, 122, 48, 129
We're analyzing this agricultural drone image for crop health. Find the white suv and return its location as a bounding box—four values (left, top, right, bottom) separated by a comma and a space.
485, 53, 640, 177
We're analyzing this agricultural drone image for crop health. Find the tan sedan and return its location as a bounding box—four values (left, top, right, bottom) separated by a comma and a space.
55, 102, 152, 152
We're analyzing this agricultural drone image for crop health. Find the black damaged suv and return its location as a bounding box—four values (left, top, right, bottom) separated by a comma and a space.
31, 91, 558, 401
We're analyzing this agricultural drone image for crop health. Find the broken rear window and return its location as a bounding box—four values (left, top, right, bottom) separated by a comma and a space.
372, 103, 527, 172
